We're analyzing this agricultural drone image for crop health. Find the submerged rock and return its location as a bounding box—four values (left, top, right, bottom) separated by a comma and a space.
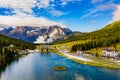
53, 66, 67, 71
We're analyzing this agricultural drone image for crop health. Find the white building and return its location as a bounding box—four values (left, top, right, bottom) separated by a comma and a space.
77, 50, 84, 55
9, 44, 14, 47
102, 48, 118, 58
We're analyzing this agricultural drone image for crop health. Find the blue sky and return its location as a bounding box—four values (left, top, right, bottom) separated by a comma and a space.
0, 0, 120, 32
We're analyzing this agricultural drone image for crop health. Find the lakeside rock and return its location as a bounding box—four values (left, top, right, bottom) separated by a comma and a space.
53, 66, 68, 71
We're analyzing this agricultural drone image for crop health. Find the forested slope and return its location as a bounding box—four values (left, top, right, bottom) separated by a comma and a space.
52, 21, 120, 52
54, 21, 120, 44
0, 34, 35, 50
71, 21, 120, 52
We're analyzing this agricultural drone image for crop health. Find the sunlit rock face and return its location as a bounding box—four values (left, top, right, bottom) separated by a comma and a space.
0, 25, 72, 43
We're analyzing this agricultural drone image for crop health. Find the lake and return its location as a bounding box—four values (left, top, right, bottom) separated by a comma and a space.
0, 52, 120, 80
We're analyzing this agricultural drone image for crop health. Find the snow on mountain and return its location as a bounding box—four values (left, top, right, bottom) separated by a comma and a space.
0, 25, 73, 43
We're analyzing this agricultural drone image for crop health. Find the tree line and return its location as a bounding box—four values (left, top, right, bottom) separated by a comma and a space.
0, 47, 19, 65
0, 34, 35, 66
71, 36, 120, 52
0, 34, 35, 50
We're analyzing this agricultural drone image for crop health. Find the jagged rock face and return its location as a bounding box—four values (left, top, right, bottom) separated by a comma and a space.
0, 25, 72, 43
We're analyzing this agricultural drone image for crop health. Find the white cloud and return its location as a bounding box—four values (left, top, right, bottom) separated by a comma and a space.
0, 0, 68, 28
36, 0, 50, 8
61, 0, 82, 6
50, 9, 66, 17
0, 16, 66, 28
0, 0, 36, 15
0, 0, 55, 17
0, 0, 74, 17
90, 20, 97, 23
112, 5, 120, 22
0, 0, 82, 28
81, 1, 116, 19
0, 0, 78, 17
91, 0, 103, 4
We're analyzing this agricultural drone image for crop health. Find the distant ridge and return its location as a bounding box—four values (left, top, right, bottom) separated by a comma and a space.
0, 25, 72, 43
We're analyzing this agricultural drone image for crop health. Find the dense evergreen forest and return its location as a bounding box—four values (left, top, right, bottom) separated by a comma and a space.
0, 34, 35, 65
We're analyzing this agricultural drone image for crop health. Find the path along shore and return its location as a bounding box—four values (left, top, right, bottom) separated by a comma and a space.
56, 48, 120, 69
57, 48, 93, 62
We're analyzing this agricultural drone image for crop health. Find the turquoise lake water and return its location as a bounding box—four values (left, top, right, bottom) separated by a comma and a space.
0, 52, 120, 80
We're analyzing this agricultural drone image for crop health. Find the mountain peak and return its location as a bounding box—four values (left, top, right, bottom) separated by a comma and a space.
0, 25, 72, 43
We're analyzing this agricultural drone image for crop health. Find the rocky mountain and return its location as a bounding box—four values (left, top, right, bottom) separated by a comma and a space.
0, 25, 72, 43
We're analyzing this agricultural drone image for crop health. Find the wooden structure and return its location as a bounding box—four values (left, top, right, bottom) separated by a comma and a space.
40, 44, 50, 53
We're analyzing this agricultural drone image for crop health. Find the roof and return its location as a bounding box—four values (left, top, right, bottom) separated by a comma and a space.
84, 52, 94, 54
102, 48, 118, 52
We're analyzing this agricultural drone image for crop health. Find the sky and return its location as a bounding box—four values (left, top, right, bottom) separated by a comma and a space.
0, 0, 120, 32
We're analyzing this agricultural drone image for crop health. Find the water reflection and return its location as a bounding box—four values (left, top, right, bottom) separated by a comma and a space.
74, 74, 86, 80
40, 52, 51, 56
0, 58, 19, 77
0, 53, 120, 80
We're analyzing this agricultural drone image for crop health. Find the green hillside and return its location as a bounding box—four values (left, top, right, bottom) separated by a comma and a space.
53, 21, 120, 44
0, 34, 35, 50
52, 21, 120, 53
64, 31, 82, 40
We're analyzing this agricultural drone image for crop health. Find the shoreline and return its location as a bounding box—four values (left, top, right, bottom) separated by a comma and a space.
54, 48, 120, 70
58, 49, 92, 62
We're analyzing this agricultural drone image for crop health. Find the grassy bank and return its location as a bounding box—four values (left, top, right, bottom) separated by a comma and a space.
53, 49, 120, 70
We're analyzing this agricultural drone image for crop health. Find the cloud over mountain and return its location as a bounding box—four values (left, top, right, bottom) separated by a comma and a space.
112, 5, 120, 22
0, 0, 119, 32
0, 0, 66, 28
0, 15, 66, 28
0, 0, 83, 28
